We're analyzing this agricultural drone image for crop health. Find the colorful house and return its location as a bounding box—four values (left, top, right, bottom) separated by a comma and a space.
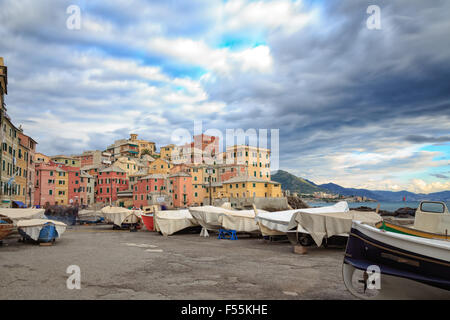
34, 162, 56, 206
96, 166, 129, 204
169, 172, 193, 208
132, 174, 168, 208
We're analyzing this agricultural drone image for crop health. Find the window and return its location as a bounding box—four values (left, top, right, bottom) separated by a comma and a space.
420, 202, 445, 213
49, 190, 53, 195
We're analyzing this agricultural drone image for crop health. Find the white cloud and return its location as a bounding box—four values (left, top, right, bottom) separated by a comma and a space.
147, 37, 272, 74
223, 0, 315, 35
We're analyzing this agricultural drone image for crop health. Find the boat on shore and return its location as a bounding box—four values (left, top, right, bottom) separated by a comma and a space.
154, 209, 199, 236
188, 205, 265, 235
343, 220, 450, 299
17, 219, 67, 244
100, 206, 142, 229
77, 209, 104, 224
0, 216, 14, 243
376, 201, 450, 240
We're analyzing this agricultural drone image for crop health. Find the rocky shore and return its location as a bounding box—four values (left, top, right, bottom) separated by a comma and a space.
353, 206, 416, 218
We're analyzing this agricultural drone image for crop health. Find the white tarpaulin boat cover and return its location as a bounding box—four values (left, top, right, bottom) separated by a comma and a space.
189, 206, 267, 232
100, 206, 142, 226
17, 219, 67, 241
154, 209, 198, 236
0, 208, 46, 224
78, 209, 102, 217
255, 202, 350, 236
287, 204, 382, 246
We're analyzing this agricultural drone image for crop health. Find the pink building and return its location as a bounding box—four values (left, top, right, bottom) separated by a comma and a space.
169, 172, 193, 208
34, 162, 56, 206
132, 174, 167, 208
96, 166, 129, 204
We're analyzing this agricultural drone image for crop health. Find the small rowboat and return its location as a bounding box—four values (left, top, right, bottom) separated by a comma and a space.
0, 217, 14, 242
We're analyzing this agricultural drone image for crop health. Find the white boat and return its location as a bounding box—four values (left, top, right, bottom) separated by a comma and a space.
286, 202, 382, 246
100, 206, 141, 228
17, 219, 67, 243
154, 209, 199, 236
254, 201, 373, 245
77, 209, 104, 224
188, 205, 265, 233
0, 208, 45, 224
343, 221, 450, 299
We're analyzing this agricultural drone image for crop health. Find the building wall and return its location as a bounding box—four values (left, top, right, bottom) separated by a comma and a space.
148, 158, 171, 174
54, 169, 68, 205
34, 163, 56, 206
51, 156, 80, 167
14, 142, 28, 203
0, 117, 20, 206
170, 175, 193, 208
19, 132, 36, 207
225, 146, 271, 180
132, 176, 166, 208
95, 171, 129, 203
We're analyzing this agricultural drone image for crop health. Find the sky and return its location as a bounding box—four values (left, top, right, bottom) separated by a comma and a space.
0, 0, 449, 193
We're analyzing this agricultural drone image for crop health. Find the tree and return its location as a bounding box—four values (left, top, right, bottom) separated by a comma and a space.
141, 149, 152, 156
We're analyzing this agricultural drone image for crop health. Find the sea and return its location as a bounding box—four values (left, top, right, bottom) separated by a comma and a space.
306, 201, 450, 212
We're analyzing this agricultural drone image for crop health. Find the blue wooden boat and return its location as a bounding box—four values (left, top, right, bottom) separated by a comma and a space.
342, 221, 450, 299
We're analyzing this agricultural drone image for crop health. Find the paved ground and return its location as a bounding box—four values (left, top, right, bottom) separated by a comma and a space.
0, 224, 354, 300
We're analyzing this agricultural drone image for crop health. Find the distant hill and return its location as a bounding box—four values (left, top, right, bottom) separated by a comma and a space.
271, 170, 325, 194
320, 183, 450, 202
271, 170, 450, 202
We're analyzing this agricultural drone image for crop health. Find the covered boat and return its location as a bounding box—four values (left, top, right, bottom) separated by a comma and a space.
154, 209, 199, 236
286, 202, 382, 246
77, 209, 104, 224
188, 205, 265, 233
17, 219, 67, 243
343, 221, 450, 299
0, 208, 45, 224
100, 206, 142, 229
255, 202, 356, 240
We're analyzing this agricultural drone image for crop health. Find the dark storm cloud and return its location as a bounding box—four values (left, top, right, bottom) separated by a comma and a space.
204, 0, 450, 165
405, 135, 450, 144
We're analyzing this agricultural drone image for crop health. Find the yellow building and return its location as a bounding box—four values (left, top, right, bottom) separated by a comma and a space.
206, 176, 282, 200
113, 156, 142, 176
160, 144, 175, 161
54, 167, 68, 205
35, 152, 51, 163
148, 158, 171, 175
13, 137, 29, 203
129, 133, 156, 157
224, 145, 271, 180
51, 155, 80, 167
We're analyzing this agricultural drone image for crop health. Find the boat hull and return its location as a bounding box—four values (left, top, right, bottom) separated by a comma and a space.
0, 217, 14, 240
343, 222, 450, 299
141, 214, 154, 231
376, 221, 449, 240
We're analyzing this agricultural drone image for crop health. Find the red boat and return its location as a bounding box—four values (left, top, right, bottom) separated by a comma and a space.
141, 213, 155, 231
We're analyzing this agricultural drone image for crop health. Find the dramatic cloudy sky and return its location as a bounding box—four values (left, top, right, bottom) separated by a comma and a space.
1, 0, 449, 193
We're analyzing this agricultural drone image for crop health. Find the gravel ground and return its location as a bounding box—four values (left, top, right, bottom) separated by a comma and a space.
0, 224, 354, 300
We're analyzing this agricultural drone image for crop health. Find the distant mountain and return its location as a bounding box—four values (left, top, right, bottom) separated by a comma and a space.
271, 170, 450, 202
271, 170, 325, 194
320, 183, 450, 202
